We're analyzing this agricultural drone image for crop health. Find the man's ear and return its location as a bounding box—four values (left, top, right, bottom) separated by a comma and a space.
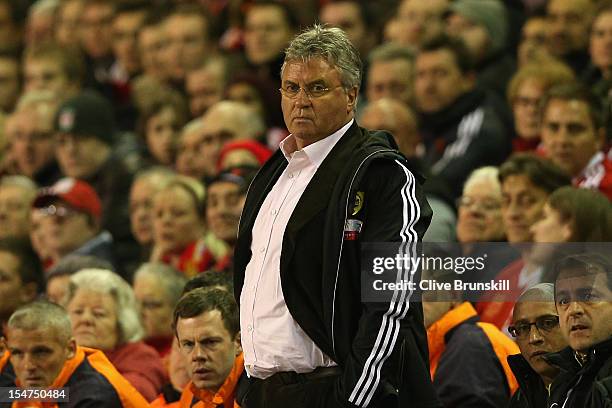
233, 332, 242, 356
66, 338, 77, 360
347, 86, 359, 113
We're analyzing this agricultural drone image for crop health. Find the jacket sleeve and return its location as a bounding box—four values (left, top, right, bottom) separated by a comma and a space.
337, 159, 434, 408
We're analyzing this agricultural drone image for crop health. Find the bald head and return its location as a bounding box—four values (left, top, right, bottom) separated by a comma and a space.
360, 98, 420, 157
202, 101, 265, 141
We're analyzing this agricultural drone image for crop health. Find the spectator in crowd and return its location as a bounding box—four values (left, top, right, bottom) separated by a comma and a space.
151, 176, 228, 277
54, 0, 83, 48
531, 186, 612, 244
32, 178, 117, 271
319, 1, 375, 59
242, 0, 296, 83
446, 0, 516, 100
66, 268, 166, 402
547, 253, 612, 407
0, 0, 23, 54
387, 0, 449, 50
79, 0, 116, 89
540, 83, 612, 200
7, 90, 62, 186
133, 262, 187, 358
138, 97, 188, 167
507, 62, 575, 152
477, 154, 571, 329
217, 141, 271, 171
54, 91, 138, 273
129, 167, 176, 258
138, 13, 168, 83
366, 43, 414, 107
415, 34, 510, 198
422, 266, 519, 407
517, 14, 554, 66
45, 254, 113, 306
173, 287, 243, 408
110, 1, 148, 83
183, 270, 234, 295
585, 2, 612, 101
185, 57, 228, 118
29, 199, 54, 270
162, 5, 214, 85
456, 166, 505, 244
150, 337, 190, 408
507, 283, 568, 408
23, 42, 84, 96
24, 0, 58, 48
0, 176, 37, 240
546, 0, 595, 75
0, 53, 20, 114
0, 238, 42, 335
3, 301, 150, 407
176, 101, 264, 181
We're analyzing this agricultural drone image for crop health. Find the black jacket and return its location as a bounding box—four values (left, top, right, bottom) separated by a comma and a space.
234, 122, 440, 408
546, 338, 612, 408
507, 354, 549, 408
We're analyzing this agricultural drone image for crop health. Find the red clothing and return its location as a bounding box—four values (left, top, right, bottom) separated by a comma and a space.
105, 341, 167, 402
512, 137, 540, 153
179, 353, 244, 408
144, 335, 173, 359
574, 150, 612, 200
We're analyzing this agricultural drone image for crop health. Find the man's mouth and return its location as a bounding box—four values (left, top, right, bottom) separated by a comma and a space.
570, 324, 589, 333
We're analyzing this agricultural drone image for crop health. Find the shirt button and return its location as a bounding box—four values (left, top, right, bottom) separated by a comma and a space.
271, 209, 278, 215
288, 173, 294, 179
260, 247, 265, 253
247, 325, 253, 332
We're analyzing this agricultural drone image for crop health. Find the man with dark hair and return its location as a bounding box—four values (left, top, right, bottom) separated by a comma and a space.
111, 1, 149, 80
366, 43, 414, 107
23, 42, 84, 96
415, 34, 510, 198
0, 238, 42, 333
540, 83, 612, 200
1, 300, 150, 406
319, 0, 375, 58
546, 253, 612, 407
183, 271, 234, 295
173, 287, 243, 407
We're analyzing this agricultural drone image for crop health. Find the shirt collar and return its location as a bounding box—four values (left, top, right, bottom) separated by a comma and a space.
280, 119, 354, 168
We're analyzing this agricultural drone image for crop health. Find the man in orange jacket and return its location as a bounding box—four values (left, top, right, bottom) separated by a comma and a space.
1, 300, 149, 407
173, 287, 243, 408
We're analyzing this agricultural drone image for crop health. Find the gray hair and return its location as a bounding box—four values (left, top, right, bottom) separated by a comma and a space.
67, 269, 144, 344
134, 262, 187, 306
517, 283, 555, 303
463, 166, 501, 196
368, 42, 414, 65
8, 300, 72, 343
281, 24, 362, 91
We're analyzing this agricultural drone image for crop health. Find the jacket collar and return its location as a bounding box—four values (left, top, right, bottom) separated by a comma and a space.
189, 353, 244, 408
427, 302, 478, 365
545, 336, 612, 375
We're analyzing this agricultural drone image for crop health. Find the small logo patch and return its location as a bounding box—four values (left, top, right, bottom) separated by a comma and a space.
58, 108, 75, 132
352, 191, 364, 215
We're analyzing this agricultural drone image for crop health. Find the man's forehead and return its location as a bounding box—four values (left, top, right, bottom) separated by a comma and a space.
178, 310, 230, 338
282, 58, 340, 81
513, 301, 557, 321
7, 327, 64, 345
556, 270, 609, 291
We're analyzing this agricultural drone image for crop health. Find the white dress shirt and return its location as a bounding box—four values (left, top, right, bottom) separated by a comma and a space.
240, 119, 354, 379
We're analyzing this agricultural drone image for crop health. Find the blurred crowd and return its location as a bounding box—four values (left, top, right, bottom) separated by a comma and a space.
0, 0, 611, 406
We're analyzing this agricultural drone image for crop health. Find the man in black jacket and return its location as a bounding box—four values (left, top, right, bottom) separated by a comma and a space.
233, 25, 438, 408
546, 253, 612, 408
507, 283, 567, 408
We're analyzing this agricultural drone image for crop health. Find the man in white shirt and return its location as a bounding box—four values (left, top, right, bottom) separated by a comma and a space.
234, 24, 437, 408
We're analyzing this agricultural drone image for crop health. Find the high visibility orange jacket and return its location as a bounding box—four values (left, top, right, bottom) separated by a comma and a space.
428, 302, 519, 408
1, 346, 149, 408
179, 353, 244, 408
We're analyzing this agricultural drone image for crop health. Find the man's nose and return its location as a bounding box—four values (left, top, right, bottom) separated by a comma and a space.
528, 324, 544, 345
567, 301, 585, 317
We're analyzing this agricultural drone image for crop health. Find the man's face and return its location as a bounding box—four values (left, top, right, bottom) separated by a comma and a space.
394, 0, 448, 48
367, 59, 413, 106
590, 11, 612, 77
163, 14, 209, 81
206, 182, 245, 244
186, 68, 224, 118
0, 251, 32, 319
446, 13, 490, 61
138, 25, 166, 79
133, 275, 174, 338
6, 328, 75, 388
319, 2, 368, 54
244, 5, 293, 65
547, 0, 592, 57
176, 124, 233, 179
79, 3, 114, 59
130, 178, 158, 246
512, 301, 566, 380
0, 185, 34, 239
518, 17, 552, 65
513, 78, 545, 141
8, 109, 55, 178
55, 0, 83, 47
0, 57, 19, 112
35, 203, 97, 256
456, 180, 505, 243
556, 270, 612, 352
24, 57, 73, 95
177, 310, 240, 392
281, 58, 357, 148
541, 98, 601, 177
415, 49, 471, 113
55, 133, 110, 179
112, 11, 146, 76
501, 174, 549, 243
